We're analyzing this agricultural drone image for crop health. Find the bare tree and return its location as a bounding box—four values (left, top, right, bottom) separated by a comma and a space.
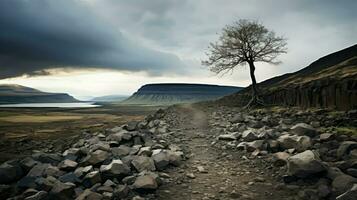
202, 19, 287, 108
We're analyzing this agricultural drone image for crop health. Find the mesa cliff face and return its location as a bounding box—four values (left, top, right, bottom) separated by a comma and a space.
0, 84, 78, 104
123, 83, 242, 105
218, 44, 357, 110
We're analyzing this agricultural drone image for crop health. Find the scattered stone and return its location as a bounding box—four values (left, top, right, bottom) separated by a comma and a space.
332, 174, 357, 195
100, 159, 131, 178
82, 171, 101, 188
337, 141, 357, 159
83, 150, 109, 165
273, 152, 290, 167
287, 150, 326, 178
290, 123, 317, 137
132, 156, 156, 172
133, 175, 158, 190
186, 173, 195, 179
58, 159, 78, 171
0, 162, 24, 184
152, 150, 170, 170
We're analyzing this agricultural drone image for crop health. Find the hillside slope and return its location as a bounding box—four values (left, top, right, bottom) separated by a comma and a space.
122, 83, 242, 105
0, 84, 78, 104
218, 44, 357, 110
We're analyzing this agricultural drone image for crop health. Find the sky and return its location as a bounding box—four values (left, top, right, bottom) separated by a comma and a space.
0, 0, 356, 99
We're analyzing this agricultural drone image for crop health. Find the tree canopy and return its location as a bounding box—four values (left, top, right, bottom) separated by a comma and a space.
202, 19, 287, 74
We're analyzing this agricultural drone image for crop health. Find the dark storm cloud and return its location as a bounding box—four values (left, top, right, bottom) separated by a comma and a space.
0, 0, 184, 79
94, 0, 357, 76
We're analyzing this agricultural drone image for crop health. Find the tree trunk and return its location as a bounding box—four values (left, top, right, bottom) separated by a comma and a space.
248, 61, 258, 99
245, 61, 263, 108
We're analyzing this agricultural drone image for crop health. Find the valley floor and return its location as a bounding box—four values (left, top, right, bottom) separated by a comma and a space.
0, 104, 163, 163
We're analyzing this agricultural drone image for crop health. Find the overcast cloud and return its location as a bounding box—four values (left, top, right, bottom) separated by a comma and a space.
0, 0, 356, 84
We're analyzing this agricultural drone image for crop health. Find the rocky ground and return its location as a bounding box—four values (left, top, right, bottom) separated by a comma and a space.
0, 104, 357, 199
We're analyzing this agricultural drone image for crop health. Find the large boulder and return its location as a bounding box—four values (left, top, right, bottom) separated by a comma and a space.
49, 181, 75, 200
100, 159, 131, 178
112, 145, 131, 157
332, 174, 357, 195
273, 152, 290, 167
82, 171, 101, 188
287, 150, 326, 178
82, 150, 109, 165
290, 123, 317, 137
58, 159, 78, 171
277, 134, 312, 152
152, 150, 170, 170
133, 175, 158, 190
132, 156, 156, 172
0, 162, 24, 184
337, 141, 357, 159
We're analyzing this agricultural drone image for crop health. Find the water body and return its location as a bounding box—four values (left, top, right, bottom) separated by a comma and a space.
0, 102, 101, 108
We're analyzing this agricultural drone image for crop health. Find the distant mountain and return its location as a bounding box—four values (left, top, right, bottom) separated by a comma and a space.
122, 83, 242, 105
91, 95, 129, 102
0, 84, 79, 104
218, 44, 357, 110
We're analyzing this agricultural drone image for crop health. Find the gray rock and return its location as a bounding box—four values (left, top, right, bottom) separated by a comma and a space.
277, 134, 312, 152
245, 140, 266, 152
32, 153, 62, 165
112, 145, 131, 157
337, 141, 357, 159
74, 166, 93, 178
58, 172, 80, 184
273, 152, 290, 167
336, 183, 357, 200
49, 181, 75, 200
0, 162, 24, 184
43, 165, 63, 178
346, 168, 357, 178
167, 151, 182, 166
75, 189, 103, 200
114, 185, 130, 199
241, 130, 258, 142
230, 114, 244, 123
100, 159, 131, 178
287, 150, 326, 178
290, 123, 317, 137
152, 150, 170, 170
35, 176, 58, 192
27, 163, 50, 177
138, 147, 152, 156
133, 175, 158, 190
125, 121, 137, 131
132, 156, 156, 172
82, 171, 101, 188
319, 133, 334, 142
58, 160, 78, 171
62, 148, 80, 161
327, 166, 345, 180
218, 133, 239, 141
332, 174, 357, 195
20, 157, 39, 172
83, 150, 110, 165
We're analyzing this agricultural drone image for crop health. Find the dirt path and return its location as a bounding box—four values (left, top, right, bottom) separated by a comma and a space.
155, 104, 294, 200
